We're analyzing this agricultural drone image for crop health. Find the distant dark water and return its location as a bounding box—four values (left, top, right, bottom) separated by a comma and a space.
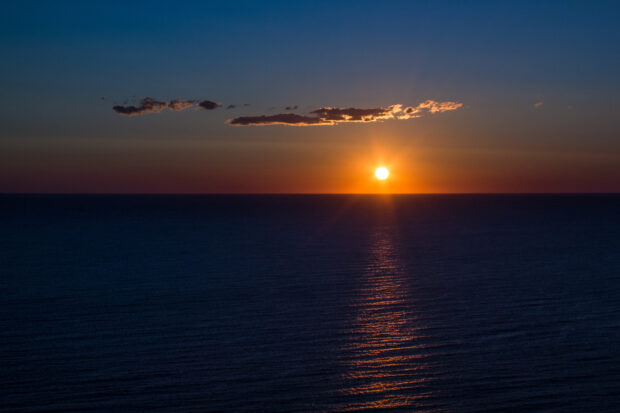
1, 194, 620, 412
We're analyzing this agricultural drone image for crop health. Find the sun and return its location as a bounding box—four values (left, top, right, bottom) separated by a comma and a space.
375, 167, 389, 180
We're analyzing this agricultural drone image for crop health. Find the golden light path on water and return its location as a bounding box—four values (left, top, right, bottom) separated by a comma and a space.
334, 210, 437, 411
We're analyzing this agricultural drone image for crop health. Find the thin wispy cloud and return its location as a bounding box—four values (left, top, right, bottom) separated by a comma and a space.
534, 101, 543, 108
113, 97, 170, 116
113, 97, 221, 116
414, 100, 463, 114
168, 99, 195, 111
227, 100, 463, 126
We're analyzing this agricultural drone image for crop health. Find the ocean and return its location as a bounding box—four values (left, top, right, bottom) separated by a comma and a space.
1, 195, 619, 411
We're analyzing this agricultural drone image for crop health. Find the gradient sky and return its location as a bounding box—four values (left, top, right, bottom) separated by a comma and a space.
1, 1, 619, 193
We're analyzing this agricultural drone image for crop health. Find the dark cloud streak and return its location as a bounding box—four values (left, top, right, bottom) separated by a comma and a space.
227, 113, 331, 126
198, 100, 221, 110
113, 97, 221, 116
113, 97, 169, 116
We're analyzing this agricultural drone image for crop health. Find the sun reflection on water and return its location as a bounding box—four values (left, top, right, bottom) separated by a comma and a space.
335, 221, 436, 411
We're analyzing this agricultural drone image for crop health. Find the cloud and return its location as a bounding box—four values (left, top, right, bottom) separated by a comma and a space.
113, 98, 462, 124
198, 100, 221, 110
113, 97, 222, 116
113, 97, 169, 116
534, 101, 543, 108
397, 100, 464, 119
227, 100, 462, 126
309, 105, 402, 122
227, 113, 332, 126
168, 99, 195, 111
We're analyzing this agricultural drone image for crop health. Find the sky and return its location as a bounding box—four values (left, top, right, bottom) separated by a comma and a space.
1, 0, 619, 193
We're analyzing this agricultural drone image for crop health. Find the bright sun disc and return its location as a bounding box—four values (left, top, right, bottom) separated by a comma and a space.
375, 167, 389, 180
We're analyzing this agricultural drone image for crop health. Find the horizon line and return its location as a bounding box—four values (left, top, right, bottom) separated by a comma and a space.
2, 192, 619, 196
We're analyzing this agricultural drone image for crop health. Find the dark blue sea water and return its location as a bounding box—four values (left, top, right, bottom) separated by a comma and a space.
1, 195, 620, 412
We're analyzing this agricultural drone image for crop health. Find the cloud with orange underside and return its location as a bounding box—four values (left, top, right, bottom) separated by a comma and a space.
227, 100, 463, 126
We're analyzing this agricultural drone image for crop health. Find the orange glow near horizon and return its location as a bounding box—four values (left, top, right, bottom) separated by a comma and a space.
347, 140, 418, 194
3, 131, 619, 194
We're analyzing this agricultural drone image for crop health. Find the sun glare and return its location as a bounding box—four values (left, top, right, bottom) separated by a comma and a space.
375, 167, 389, 180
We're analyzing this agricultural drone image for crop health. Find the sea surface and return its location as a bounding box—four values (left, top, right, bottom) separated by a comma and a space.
1, 194, 619, 412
